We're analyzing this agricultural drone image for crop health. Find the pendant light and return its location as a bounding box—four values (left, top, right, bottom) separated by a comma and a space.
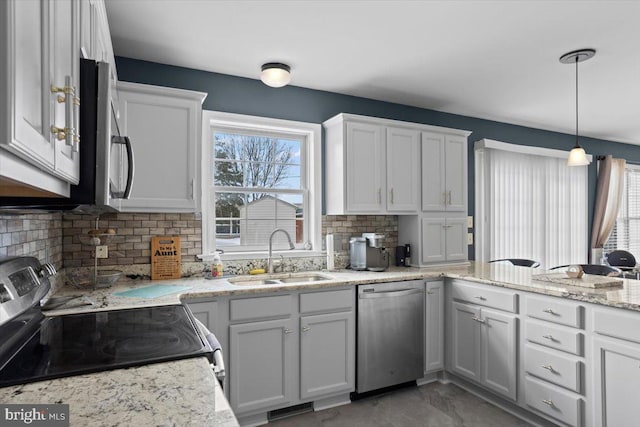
260, 63, 291, 88
560, 49, 595, 166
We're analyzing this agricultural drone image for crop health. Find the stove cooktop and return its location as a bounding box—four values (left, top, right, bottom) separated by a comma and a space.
0, 305, 213, 387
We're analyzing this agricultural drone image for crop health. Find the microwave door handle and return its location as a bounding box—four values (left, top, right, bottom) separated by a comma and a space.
122, 136, 134, 199
110, 136, 134, 199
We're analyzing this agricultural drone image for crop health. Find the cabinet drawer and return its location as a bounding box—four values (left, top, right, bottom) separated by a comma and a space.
525, 376, 583, 427
525, 319, 583, 356
526, 295, 583, 328
450, 280, 518, 313
299, 289, 353, 314
594, 307, 640, 344
524, 343, 582, 393
230, 295, 292, 322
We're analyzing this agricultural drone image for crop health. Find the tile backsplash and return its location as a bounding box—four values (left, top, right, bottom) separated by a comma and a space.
322, 215, 398, 253
62, 212, 202, 267
3, 211, 399, 275
0, 213, 63, 268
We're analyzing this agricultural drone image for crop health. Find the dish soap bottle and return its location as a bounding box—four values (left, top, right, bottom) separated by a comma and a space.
212, 251, 223, 278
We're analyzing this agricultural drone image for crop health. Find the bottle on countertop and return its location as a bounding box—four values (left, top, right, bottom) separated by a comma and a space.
212, 251, 224, 277
404, 244, 411, 267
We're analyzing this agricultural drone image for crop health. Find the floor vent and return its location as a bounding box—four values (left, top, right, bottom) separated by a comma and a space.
268, 402, 313, 421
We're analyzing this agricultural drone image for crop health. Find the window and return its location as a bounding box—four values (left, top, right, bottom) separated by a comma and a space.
201, 111, 321, 258
475, 139, 589, 269
604, 163, 640, 258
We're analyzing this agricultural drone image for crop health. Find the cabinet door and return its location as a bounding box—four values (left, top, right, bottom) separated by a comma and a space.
451, 301, 481, 381
50, 0, 79, 183
6, 0, 56, 169
117, 84, 203, 212
421, 132, 446, 211
300, 311, 354, 400
444, 135, 467, 211
229, 318, 296, 414
480, 307, 517, 400
345, 121, 384, 213
386, 127, 419, 212
425, 280, 444, 373
593, 337, 640, 427
186, 300, 218, 333
421, 217, 446, 263
445, 217, 468, 261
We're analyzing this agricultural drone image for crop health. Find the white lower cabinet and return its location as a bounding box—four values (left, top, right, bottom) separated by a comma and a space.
224, 287, 355, 421
450, 300, 517, 400
300, 311, 354, 400
229, 318, 297, 414
425, 280, 444, 373
592, 305, 640, 427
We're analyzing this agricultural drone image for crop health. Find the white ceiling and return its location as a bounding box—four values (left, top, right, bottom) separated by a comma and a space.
105, 0, 640, 145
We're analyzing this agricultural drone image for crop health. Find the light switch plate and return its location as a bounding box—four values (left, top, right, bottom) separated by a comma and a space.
467, 233, 473, 245
96, 245, 108, 258
467, 216, 473, 228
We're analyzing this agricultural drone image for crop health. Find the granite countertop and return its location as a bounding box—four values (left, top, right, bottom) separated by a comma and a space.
0, 358, 238, 427
6, 261, 640, 427
46, 262, 640, 315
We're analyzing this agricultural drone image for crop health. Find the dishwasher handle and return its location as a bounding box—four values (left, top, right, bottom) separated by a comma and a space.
359, 288, 424, 299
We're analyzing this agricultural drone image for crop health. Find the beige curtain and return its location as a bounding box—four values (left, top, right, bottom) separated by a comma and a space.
590, 156, 626, 261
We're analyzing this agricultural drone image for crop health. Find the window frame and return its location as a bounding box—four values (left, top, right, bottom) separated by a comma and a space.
604, 162, 640, 258
200, 111, 322, 260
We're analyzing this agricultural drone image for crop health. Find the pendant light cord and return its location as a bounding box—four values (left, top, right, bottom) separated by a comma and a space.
575, 56, 579, 147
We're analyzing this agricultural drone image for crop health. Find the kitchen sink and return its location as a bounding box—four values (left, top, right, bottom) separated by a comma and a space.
227, 273, 334, 286
227, 278, 282, 286
279, 274, 333, 283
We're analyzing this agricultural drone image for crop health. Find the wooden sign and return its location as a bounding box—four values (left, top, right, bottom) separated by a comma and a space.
151, 236, 181, 280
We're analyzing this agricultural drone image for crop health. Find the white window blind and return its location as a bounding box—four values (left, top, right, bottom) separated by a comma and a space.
604, 164, 640, 259
475, 140, 589, 269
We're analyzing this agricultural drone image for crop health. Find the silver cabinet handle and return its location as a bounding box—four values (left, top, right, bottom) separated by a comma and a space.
542, 399, 554, 406
377, 188, 382, 204
474, 296, 486, 301
390, 188, 394, 204
284, 328, 293, 334
542, 334, 556, 341
543, 308, 556, 315
471, 316, 486, 323
302, 326, 311, 332
448, 190, 452, 205
541, 365, 555, 372
427, 291, 435, 295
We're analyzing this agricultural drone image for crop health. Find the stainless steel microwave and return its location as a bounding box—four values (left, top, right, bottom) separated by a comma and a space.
0, 59, 134, 212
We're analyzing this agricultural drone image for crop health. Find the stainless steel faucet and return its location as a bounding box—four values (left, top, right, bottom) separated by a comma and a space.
268, 228, 295, 273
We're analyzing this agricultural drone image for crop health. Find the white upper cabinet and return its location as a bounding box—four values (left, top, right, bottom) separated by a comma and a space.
0, 0, 81, 196
116, 82, 206, 212
324, 113, 469, 215
386, 127, 420, 212
344, 121, 384, 213
421, 131, 467, 212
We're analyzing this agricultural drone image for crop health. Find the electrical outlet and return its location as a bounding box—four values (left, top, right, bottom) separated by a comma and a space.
467, 216, 473, 228
96, 245, 108, 259
467, 233, 473, 245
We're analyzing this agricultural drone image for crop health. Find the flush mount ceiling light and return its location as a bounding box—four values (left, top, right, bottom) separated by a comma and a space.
560, 48, 596, 167
260, 62, 291, 88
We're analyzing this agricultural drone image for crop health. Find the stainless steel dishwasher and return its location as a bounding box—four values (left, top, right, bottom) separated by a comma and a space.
357, 280, 424, 393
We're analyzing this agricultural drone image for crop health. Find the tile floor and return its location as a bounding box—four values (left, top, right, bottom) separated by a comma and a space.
268, 382, 532, 426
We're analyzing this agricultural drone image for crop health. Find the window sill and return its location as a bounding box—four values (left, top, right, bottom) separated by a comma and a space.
198, 250, 324, 262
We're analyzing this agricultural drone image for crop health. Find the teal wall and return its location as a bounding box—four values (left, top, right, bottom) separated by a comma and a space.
115, 56, 640, 259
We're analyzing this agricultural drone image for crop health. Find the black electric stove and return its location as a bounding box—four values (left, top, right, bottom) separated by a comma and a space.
0, 257, 213, 388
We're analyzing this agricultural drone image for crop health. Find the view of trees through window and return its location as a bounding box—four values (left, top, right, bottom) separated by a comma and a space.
213, 131, 305, 250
